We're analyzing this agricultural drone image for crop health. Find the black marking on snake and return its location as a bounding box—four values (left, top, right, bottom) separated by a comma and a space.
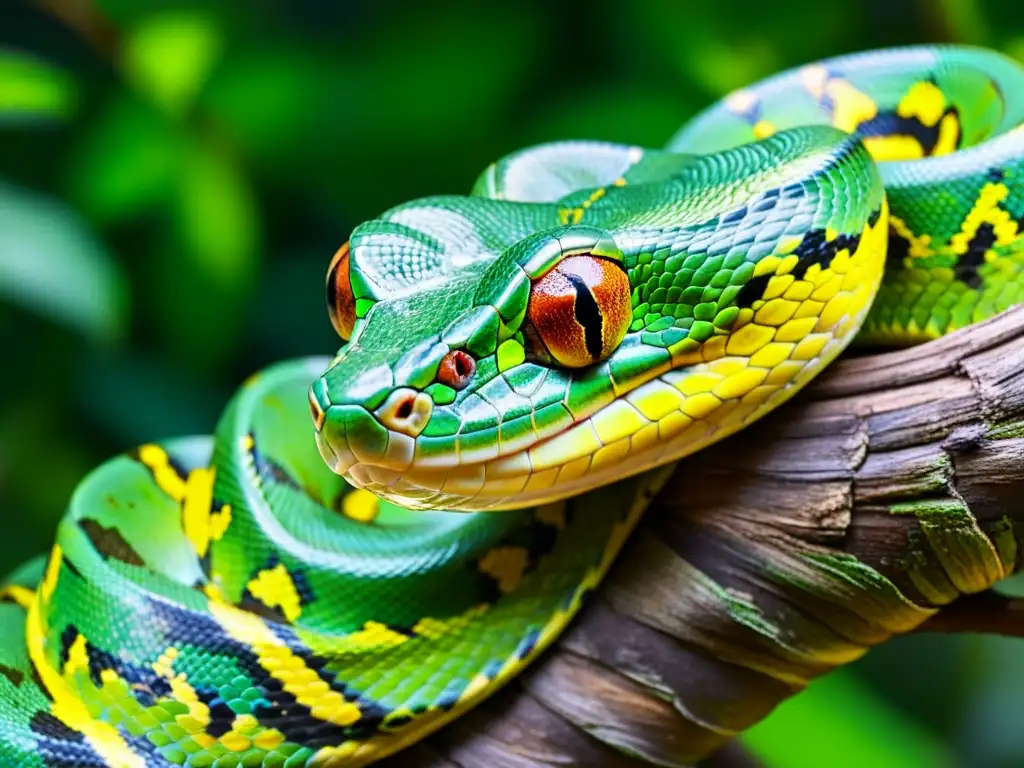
736, 273, 773, 308
58, 623, 174, 698
735, 223, 865, 309
987, 167, 1005, 182
780, 182, 805, 199
240, 556, 316, 623
380, 712, 415, 730
128, 446, 191, 484
854, 108, 960, 156
721, 205, 748, 224
887, 229, 911, 270
515, 627, 541, 660
198, 687, 237, 738
85, 643, 131, 690
790, 228, 861, 280
40, 745, 109, 768
30, 711, 84, 743
249, 435, 303, 492
567, 272, 604, 360
146, 597, 392, 743
751, 195, 778, 213
60, 555, 84, 582
868, 206, 883, 228
0, 663, 24, 686
474, 515, 562, 604
237, 593, 289, 624
29, 663, 48, 700
58, 625, 79, 670
955, 221, 995, 289
79, 518, 145, 566
433, 678, 469, 712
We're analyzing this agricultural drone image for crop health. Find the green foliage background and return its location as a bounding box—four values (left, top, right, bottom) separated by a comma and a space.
1, 0, 1022, 764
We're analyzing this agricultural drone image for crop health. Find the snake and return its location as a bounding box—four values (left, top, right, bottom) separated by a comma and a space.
1, 44, 1023, 767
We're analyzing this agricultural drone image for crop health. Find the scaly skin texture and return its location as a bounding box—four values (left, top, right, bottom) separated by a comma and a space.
1, 45, 1022, 768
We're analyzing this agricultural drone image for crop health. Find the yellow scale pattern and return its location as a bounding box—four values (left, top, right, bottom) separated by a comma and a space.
24, 547, 148, 768
729, 68, 961, 164
137, 444, 232, 558
308, 467, 671, 767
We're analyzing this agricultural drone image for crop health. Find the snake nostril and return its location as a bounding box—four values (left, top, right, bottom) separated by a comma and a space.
394, 397, 414, 421
377, 388, 433, 437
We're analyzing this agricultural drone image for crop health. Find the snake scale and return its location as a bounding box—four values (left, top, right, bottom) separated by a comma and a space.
2, 44, 1023, 767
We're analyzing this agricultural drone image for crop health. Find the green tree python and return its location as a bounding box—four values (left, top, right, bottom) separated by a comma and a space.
2, 44, 1023, 767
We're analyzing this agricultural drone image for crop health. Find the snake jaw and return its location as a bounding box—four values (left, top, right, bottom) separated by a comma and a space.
315, 404, 422, 478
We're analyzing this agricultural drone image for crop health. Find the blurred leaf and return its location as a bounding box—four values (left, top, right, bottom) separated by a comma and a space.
993, 570, 1024, 597
202, 3, 545, 206
68, 94, 183, 222
201, 48, 321, 163
76, 352, 226, 445
955, 634, 1024, 766
93, 0, 219, 26
0, 397, 94, 560
175, 144, 259, 288
0, 181, 126, 342
742, 668, 953, 767
147, 143, 259, 371
852, 633, 975, 749
519, 86, 697, 148
934, 0, 991, 43
121, 10, 222, 115
0, 49, 77, 124
626, 0, 852, 97
1005, 36, 1024, 64
679, 38, 784, 97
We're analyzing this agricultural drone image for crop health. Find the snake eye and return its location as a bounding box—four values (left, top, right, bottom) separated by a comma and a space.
526, 254, 631, 368
326, 241, 356, 340
437, 349, 475, 390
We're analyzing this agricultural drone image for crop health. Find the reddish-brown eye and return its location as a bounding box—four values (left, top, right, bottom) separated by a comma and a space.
437, 349, 476, 390
526, 254, 631, 368
326, 241, 356, 340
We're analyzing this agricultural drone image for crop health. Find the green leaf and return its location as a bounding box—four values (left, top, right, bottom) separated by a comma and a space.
0, 50, 77, 124
175, 144, 259, 288
742, 669, 953, 768
200, 48, 321, 163
68, 94, 184, 222
0, 182, 126, 342
519, 86, 697, 148
993, 571, 1024, 597
121, 10, 222, 115
148, 144, 260, 371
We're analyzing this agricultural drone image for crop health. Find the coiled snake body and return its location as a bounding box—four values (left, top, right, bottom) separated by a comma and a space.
2, 45, 1023, 767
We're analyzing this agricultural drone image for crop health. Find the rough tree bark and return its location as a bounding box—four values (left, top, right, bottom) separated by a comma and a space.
384, 305, 1024, 768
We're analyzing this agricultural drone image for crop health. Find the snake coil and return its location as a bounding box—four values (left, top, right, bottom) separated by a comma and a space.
1, 44, 1023, 768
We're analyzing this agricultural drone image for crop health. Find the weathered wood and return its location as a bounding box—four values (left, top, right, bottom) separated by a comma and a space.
396, 306, 1024, 768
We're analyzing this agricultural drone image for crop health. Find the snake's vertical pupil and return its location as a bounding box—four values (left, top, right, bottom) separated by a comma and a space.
327, 241, 357, 340
437, 350, 476, 390
527, 254, 632, 368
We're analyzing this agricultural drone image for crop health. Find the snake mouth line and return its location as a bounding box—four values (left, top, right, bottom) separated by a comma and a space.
314, 400, 584, 483
315, 342, 827, 512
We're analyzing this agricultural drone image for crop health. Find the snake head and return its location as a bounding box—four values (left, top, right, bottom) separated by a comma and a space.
310, 213, 636, 510
311, 129, 888, 511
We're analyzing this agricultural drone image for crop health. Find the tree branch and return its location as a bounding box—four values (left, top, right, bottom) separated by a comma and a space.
386, 306, 1024, 768
916, 590, 1024, 637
